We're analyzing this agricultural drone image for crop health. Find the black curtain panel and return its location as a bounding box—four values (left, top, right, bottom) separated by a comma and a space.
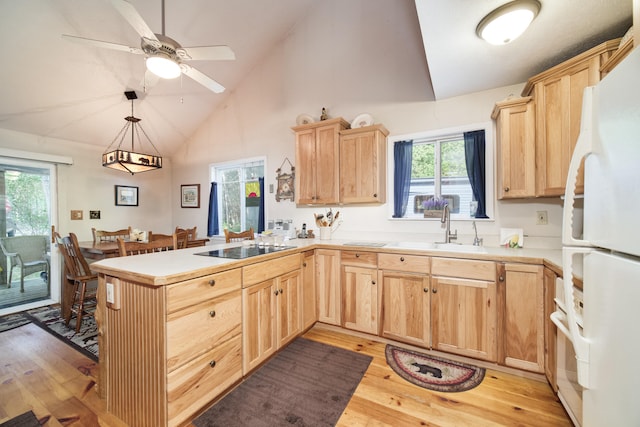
258, 177, 265, 233
393, 140, 413, 218
463, 130, 489, 218
207, 182, 219, 236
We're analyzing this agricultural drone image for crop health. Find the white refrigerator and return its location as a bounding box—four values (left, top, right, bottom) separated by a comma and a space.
554, 45, 640, 427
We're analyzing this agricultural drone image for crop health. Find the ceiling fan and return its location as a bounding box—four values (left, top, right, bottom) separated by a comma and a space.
62, 0, 235, 93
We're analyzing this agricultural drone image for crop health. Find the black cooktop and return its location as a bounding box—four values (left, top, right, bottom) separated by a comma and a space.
195, 245, 297, 260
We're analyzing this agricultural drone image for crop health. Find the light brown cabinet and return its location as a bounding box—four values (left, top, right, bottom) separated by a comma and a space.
493, 39, 620, 199
431, 257, 497, 362
98, 268, 243, 427
523, 39, 618, 197
301, 250, 317, 329
498, 263, 545, 373
341, 250, 379, 334
293, 118, 349, 204
379, 253, 431, 347
339, 124, 388, 204
315, 248, 341, 325
242, 254, 302, 374
491, 96, 536, 199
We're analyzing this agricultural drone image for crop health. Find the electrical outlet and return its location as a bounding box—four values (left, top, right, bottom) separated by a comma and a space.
536, 210, 548, 225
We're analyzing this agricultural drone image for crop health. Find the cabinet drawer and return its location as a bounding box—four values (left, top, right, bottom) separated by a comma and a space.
431, 257, 496, 281
167, 334, 242, 427
341, 250, 377, 267
167, 290, 241, 371
167, 269, 241, 313
243, 253, 301, 287
378, 253, 430, 273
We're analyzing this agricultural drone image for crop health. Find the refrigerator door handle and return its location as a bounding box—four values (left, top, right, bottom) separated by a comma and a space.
562, 247, 592, 389
562, 86, 595, 248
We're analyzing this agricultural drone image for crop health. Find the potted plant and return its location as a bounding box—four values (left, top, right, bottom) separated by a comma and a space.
422, 197, 448, 218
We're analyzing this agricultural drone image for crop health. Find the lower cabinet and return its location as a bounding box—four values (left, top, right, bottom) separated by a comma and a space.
379, 253, 431, 347
341, 251, 379, 334
431, 257, 497, 362
301, 250, 317, 329
242, 254, 302, 374
499, 262, 545, 373
315, 248, 341, 325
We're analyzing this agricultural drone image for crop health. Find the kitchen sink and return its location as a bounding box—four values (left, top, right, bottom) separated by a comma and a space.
387, 241, 487, 253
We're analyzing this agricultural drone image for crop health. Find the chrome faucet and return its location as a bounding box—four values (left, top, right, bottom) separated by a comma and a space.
472, 221, 483, 246
440, 205, 457, 243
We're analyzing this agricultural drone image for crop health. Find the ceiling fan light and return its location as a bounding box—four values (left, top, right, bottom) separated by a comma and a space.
146, 55, 181, 79
476, 0, 540, 45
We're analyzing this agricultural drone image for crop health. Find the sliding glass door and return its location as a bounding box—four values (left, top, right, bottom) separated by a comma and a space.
0, 158, 59, 314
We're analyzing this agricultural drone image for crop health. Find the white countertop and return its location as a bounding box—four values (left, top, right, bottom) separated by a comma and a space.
90, 238, 562, 286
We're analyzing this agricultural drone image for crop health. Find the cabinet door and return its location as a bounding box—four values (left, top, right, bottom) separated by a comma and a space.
381, 270, 430, 347
277, 270, 302, 348
294, 128, 317, 204
342, 265, 378, 334
431, 276, 497, 361
534, 61, 596, 196
339, 126, 387, 204
242, 279, 277, 373
493, 97, 536, 199
315, 249, 341, 325
314, 123, 341, 204
543, 267, 558, 391
502, 263, 544, 372
301, 251, 317, 329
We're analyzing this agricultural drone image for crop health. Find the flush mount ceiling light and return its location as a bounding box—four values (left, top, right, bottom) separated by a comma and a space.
476, 0, 541, 45
102, 91, 163, 175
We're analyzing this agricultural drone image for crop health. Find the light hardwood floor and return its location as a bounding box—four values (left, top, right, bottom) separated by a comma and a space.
0, 322, 572, 426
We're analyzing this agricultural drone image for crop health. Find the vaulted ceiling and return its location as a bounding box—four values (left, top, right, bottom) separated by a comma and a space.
0, 0, 632, 156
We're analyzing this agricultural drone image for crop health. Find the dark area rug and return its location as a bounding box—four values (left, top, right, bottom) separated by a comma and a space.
0, 313, 31, 333
0, 410, 40, 427
24, 306, 98, 362
385, 344, 485, 392
194, 337, 372, 427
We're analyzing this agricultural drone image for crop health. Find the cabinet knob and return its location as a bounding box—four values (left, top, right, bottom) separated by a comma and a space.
499, 275, 505, 282
371, 280, 376, 285
303, 262, 307, 267
209, 360, 216, 368
279, 288, 283, 294
355, 253, 360, 258
400, 257, 405, 262
432, 288, 437, 293
504, 187, 510, 192
274, 290, 279, 295
423, 288, 429, 293
209, 279, 216, 287
209, 310, 216, 318
373, 193, 377, 198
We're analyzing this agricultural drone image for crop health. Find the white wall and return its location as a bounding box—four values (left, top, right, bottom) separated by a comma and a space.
0, 128, 173, 242
172, 0, 563, 249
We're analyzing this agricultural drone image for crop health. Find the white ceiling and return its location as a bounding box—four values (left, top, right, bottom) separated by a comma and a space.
0, 0, 632, 157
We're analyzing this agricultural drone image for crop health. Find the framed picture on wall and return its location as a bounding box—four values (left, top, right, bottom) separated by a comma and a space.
181, 184, 200, 208
115, 185, 138, 206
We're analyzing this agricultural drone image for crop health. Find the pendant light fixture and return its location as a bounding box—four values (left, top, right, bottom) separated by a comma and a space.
102, 91, 163, 174
476, 0, 541, 45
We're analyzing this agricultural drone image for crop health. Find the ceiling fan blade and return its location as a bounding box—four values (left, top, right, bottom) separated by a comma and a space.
182, 65, 225, 93
110, 0, 158, 41
62, 34, 144, 55
178, 45, 236, 61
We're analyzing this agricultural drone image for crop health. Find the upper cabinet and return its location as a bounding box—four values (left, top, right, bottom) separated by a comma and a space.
339, 125, 388, 204
293, 118, 349, 205
492, 96, 536, 199
493, 39, 621, 199
292, 118, 388, 205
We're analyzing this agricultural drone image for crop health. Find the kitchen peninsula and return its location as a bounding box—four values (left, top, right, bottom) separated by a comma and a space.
90, 239, 562, 427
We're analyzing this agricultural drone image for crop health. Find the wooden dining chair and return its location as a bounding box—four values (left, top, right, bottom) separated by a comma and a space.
92, 227, 132, 243
55, 231, 98, 333
117, 234, 177, 256
224, 228, 255, 243
175, 226, 197, 241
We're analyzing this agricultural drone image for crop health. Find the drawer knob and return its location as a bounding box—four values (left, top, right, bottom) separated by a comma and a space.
209, 279, 216, 287
423, 288, 429, 293
209, 360, 216, 368
400, 257, 405, 262
504, 187, 510, 192
355, 253, 360, 258
209, 310, 216, 318
432, 288, 437, 294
